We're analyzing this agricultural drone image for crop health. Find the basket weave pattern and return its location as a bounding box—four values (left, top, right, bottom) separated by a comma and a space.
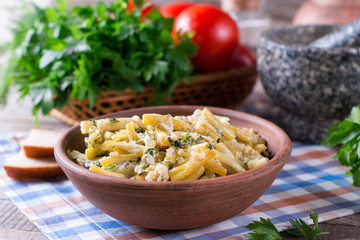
51, 66, 257, 125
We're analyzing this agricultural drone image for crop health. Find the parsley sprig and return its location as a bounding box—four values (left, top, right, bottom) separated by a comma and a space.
246, 217, 282, 240
322, 105, 360, 186
1, 0, 197, 120
245, 209, 328, 240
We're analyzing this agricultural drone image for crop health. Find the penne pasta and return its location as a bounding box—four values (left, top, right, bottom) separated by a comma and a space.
126, 122, 139, 141
204, 159, 227, 176
214, 150, 246, 173
201, 108, 235, 140
100, 154, 138, 168
68, 108, 270, 181
90, 164, 126, 178
183, 166, 205, 181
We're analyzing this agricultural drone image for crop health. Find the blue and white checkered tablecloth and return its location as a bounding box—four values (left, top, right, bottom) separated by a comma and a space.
1, 129, 360, 239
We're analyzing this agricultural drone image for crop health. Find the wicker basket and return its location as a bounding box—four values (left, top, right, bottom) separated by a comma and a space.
50, 66, 257, 125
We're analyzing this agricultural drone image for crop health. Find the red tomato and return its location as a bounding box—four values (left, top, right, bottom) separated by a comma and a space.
159, 2, 194, 18
128, 0, 157, 18
174, 4, 240, 73
230, 44, 256, 68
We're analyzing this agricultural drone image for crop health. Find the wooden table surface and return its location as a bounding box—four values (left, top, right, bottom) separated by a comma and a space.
1, 0, 360, 239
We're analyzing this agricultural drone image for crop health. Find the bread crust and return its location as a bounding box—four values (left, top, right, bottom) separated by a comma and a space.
22, 146, 54, 158
21, 128, 64, 158
3, 164, 64, 180
4, 150, 64, 180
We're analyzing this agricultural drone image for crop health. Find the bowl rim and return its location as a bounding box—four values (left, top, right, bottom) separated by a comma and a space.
260, 24, 360, 53
55, 105, 292, 190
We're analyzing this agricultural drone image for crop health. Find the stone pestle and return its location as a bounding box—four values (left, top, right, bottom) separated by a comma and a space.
310, 18, 360, 48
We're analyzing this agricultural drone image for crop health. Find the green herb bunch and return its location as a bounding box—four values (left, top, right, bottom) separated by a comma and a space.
246, 209, 329, 240
323, 105, 360, 186
1, 0, 197, 119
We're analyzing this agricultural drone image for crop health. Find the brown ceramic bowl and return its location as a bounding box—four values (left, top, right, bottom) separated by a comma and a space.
54, 105, 291, 230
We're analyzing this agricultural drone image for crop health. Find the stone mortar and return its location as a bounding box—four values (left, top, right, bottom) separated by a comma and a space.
257, 25, 360, 143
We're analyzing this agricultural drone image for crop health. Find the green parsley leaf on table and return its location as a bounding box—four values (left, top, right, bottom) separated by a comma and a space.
322, 105, 360, 187
246, 217, 283, 240
0, 0, 197, 120
285, 209, 329, 240
245, 209, 328, 240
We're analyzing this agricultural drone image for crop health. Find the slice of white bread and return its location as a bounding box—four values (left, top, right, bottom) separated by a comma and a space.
22, 128, 64, 158
3, 151, 63, 180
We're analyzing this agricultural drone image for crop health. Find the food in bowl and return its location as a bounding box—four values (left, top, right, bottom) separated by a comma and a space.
55, 106, 291, 229
67, 108, 269, 181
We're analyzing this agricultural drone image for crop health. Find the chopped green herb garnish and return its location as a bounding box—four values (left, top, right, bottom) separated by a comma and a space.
216, 128, 224, 137
183, 131, 190, 141
207, 143, 214, 149
105, 164, 116, 170
110, 118, 118, 123
95, 151, 109, 158
217, 138, 221, 143
145, 148, 158, 156
158, 160, 168, 168
181, 131, 191, 145
168, 137, 181, 148
206, 133, 210, 137
135, 127, 145, 134
93, 139, 99, 145
135, 157, 141, 165
123, 162, 130, 167
94, 161, 102, 167
195, 136, 204, 143
168, 132, 192, 147
85, 141, 88, 148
